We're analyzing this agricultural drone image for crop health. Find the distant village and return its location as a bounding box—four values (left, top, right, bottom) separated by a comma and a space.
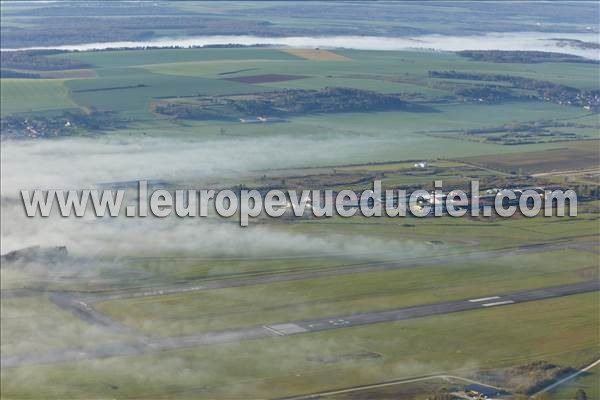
0, 110, 124, 139
429, 70, 600, 111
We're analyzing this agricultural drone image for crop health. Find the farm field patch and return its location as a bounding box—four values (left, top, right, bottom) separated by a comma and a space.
458, 141, 600, 174
0, 78, 78, 116
281, 48, 352, 61
57, 48, 302, 69
223, 73, 307, 83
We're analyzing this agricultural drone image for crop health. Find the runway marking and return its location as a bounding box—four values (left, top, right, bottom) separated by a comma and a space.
468, 296, 501, 303
328, 319, 350, 326
481, 300, 514, 307
264, 323, 308, 336
75, 300, 92, 310
263, 325, 286, 336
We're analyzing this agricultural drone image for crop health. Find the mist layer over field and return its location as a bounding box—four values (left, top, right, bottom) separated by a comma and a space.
8, 32, 599, 59
0, 133, 389, 192
0, 134, 433, 258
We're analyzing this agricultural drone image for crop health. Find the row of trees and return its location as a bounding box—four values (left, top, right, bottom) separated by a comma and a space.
456, 50, 597, 64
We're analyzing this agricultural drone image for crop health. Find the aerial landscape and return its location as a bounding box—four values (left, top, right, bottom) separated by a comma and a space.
0, 1, 599, 399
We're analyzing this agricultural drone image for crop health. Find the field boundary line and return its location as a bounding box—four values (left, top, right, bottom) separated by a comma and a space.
275, 374, 501, 399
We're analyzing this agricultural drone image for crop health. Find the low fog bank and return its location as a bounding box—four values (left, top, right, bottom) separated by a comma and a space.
1, 202, 435, 260
1, 133, 386, 194
8, 32, 599, 59
1, 133, 436, 259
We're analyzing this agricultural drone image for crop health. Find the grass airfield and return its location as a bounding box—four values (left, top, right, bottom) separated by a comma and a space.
1, 46, 599, 399
1, 293, 598, 399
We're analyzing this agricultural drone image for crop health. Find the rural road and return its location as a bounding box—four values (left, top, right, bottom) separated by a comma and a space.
277, 374, 503, 399
3, 280, 598, 369
533, 358, 600, 396
532, 168, 600, 177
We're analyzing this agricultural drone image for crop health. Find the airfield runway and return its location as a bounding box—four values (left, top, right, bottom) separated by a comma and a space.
3, 280, 598, 369
35, 239, 598, 341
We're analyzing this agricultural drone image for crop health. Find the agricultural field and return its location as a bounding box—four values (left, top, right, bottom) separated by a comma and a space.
0, 79, 79, 116
458, 142, 600, 175
1, 4, 599, 398
3, 47, 597, 158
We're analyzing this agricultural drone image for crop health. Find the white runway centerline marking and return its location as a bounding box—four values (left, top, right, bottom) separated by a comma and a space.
468, 296, 501, 303
481, 300, 515, 307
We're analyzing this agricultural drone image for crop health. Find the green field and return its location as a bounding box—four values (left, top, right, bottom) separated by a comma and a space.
0, 295, 127, 357
2, 47, 596, 162
96, 249, 596, 337
66, 67, 272, 120
60, 48, 301, 69
134, 49, 600, 89
0, 79, 79, 116
2, 293, 597, 399
5, 48, 597, 124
